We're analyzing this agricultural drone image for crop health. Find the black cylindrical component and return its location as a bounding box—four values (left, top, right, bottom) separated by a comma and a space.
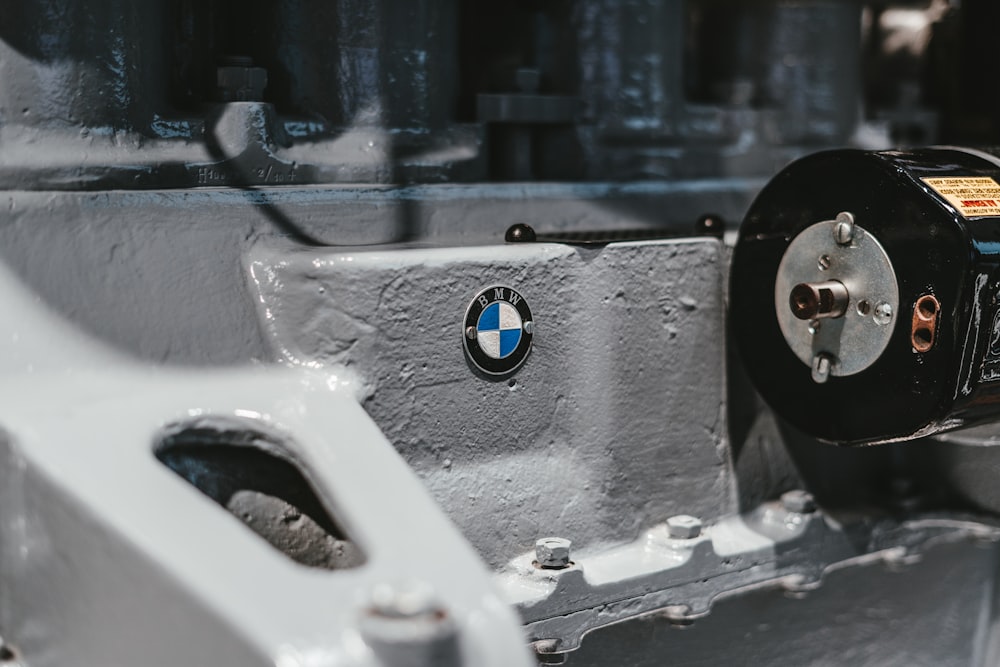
730, 147, 1000, 444
572, 0, 686, 178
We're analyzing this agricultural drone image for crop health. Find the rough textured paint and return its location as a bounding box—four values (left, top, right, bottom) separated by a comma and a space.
248, 239, 732, 568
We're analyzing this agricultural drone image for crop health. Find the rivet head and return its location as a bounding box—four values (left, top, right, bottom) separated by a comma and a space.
505, 223, 537, 243
695, 213, 726, 239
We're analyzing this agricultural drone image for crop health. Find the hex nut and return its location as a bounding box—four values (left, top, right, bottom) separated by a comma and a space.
216, 64, 268, 103
535, 537, 572, 568
667, 515, 702, 539
781, 490, 817, 514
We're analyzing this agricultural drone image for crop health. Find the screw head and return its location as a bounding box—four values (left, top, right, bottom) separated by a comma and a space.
667, 515, 702, 539
465, 326, 476, 340
874, 301, 893, 325
833, 212, 855, 245
523, 320, 534, 335
811, 353, 832, 384
535, 537, 572, 568
781, 490, 817, 514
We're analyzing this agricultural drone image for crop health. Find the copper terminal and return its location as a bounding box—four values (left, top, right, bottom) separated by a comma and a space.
911, 294, 939, 353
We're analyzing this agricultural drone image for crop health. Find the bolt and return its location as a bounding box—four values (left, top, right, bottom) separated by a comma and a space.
216, 57, 268, 102
505, 223, 537, 243
695, 213, 726, 239
662, 604, 696, 627
781, 490, 817, 514
874, 301, 893, 325
515, 68, 541, 94
533, 640, 567, 665
833, 212, 855, 245
369, 581, 439, 619
667, 515, 702, 539
360, 581, 458, 666
465, 326, 476, 340
535, 537, 572, 569
811, 353, 832, 384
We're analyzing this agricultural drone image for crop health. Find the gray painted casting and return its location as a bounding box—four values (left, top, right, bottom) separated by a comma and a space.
4, 2, 1000, 666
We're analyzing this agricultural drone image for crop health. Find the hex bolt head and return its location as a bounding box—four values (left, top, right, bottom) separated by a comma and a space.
667, 515, 702, 539
781, 490, 817, 514
535, 537, 572, 569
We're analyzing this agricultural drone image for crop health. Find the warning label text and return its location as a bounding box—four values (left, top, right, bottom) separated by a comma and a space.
922, 176, 1000, 217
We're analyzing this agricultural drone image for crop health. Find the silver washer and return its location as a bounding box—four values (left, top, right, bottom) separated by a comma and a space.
774, 218, 899, 377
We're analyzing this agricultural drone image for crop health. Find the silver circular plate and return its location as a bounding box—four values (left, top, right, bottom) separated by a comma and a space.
774, 217, 899, 377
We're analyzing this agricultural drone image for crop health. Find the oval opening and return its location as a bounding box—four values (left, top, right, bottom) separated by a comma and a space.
155, 420, 364, 570
917, 295, 939, 320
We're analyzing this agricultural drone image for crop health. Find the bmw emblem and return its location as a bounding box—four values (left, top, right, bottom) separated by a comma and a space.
463, 285, 534, 376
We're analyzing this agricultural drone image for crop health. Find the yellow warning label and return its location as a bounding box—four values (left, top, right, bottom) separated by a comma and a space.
922, 176, 1000, 217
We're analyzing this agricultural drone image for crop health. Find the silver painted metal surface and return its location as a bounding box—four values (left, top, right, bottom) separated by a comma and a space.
0, 259, 532, 667
775, 219, 900, 377
2, 3, 1000, 664
498, 500, 1000, 654
565, 536, 1000, 667
246, 238, 731, 570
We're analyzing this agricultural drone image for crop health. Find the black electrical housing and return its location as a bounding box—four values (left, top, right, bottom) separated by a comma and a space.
731, 147, 1000, 444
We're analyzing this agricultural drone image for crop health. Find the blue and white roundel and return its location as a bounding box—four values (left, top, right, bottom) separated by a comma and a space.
463, 285, 533, 376
477, 301, 523, 359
